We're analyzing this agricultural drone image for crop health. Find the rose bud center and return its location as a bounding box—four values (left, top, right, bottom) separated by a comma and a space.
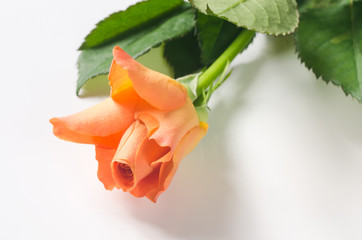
116, 162, 134, 183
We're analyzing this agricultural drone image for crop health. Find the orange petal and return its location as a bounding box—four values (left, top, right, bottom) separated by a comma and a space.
111, 46, 187, 111
129, 166, 161, 202
149, 122, 208, 202
111, 120, 153, 191
137, 98, 199, 152
145, 162, 173, 202
137, 112, 159, 137
50, 98, 134, 148
136, 138, 170, 167
108, 59, 140, 103
151, 151, 172, 166
95, 146, 117, 190
127, 138, 171, 201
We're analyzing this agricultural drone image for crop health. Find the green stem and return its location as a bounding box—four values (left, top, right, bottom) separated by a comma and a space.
196, 29, 255, 94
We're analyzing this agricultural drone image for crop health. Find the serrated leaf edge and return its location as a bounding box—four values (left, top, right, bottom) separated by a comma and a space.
294, 34, 362, 103
76, 8, 196, 95
79, 0, 184, 50
190, 0, 300, 36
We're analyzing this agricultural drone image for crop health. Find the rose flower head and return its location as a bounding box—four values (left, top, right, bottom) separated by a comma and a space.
50, 46, 208, 202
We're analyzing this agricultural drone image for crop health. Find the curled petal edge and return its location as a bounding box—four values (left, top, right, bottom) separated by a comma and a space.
110, 46, 188, 111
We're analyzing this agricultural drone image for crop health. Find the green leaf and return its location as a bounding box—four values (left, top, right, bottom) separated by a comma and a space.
163, 31, 203, 78
77, 7, 195, 95
189, 0, 299, 35
295, 0, 362, 102
79, 0, 184, 49
299, 0, 345, 9
177, 73, 200, 101
163, 13, 242, 78
196, 12, 242, 65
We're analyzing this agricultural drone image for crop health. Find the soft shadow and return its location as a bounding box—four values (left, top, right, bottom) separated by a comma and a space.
108, 35, 292, 239
122, 54, 267, 239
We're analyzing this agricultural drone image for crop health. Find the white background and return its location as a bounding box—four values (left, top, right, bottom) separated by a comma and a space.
1, 0, 362, 239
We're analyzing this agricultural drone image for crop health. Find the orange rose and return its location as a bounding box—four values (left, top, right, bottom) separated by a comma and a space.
50, 46, 208, 202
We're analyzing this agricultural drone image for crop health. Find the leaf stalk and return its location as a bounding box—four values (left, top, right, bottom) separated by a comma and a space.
196, 29, 255, 94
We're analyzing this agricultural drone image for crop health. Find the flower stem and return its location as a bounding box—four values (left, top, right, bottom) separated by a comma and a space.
196, 29, 255, 94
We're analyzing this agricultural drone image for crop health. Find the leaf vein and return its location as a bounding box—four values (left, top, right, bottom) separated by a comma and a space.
218, 0, 246, 15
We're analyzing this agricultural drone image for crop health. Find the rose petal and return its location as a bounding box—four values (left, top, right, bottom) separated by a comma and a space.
115, 124, 171, 200
151, 151, 172, 166
138, 98, 199, 151
137, 112, 159, 137
108, 60, 140, 103
129, 165, 161, 202
50, 98, 134, 148
111, 46, 187, 111
95, 146, 117, 190
136, 138, 170, 166
111, 120, 153, 191
148, 122, 208, 202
